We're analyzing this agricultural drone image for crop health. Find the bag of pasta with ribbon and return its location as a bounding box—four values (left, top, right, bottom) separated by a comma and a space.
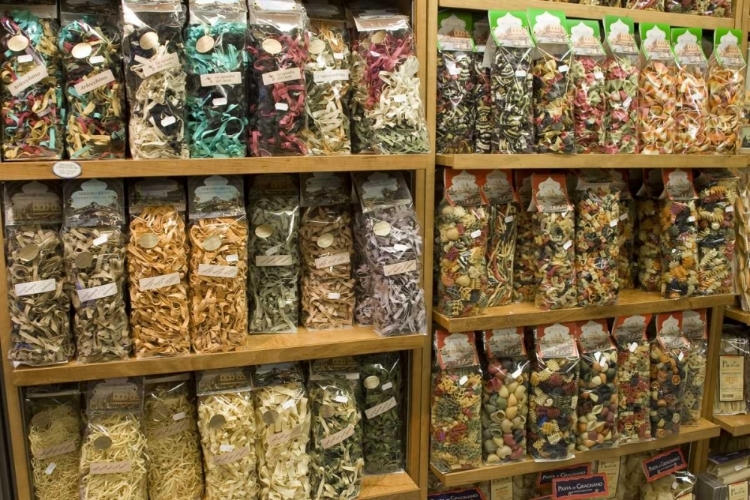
62, 178, 129, 363
609, 169, 636, 289
58, 0, 126, 160
680, 309, 707, 426
672, 28, 709, 154
184, 0, 247, 158
638, 23, 677, 154
253, 363, 311, 499
80, 378, 147, 500
0, 1, 64, 161
25, 384, 82, 500
651, 313, 690, 438
4, 180, 72, 366
299, 172, 355, 330
187, 175, 248, 353
431, 329, 483, 472
122, 0, 188, 159
127, 178, 189, 357
248, 174, 300, 333
707, 29, 745, 154
636, 169, 663, 291
196, 368, 258, 500
481, 170, 518, 307
660, 168, 699, 298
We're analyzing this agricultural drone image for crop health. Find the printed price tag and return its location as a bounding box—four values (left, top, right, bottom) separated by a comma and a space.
173, 412, 186, 421
220, 444, 234, 453
275, 102, 289, 111
314, 252, 350, 269
267, 424, 303, 448
93, 234, 109, 246
470, 230, 482, 238
8, 65, 48, 95
77, 282, 117, 302
382, 382, 393, 390
197, 264, 238, 278
200, 71, 242, 87
139, 272, 180, 292
213, 446, 250, 465
262, 67, 301, 86
256, 255, 293, 267
15, 279, 55, 297
321, 424, 354, 449
365, 397, 397, 419
75, 69, 115, 95
45, 463, 56, 475
383, 260, 417, 277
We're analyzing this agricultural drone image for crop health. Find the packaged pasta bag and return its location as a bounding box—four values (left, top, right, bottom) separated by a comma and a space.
574, 170, 620, 307
480, 327, 528, 463
4, 180, 71, 366
528, 9, 574, 154
681, 309, 708, 426
612, 314, 652, 444
486, 10, 534, 154
143, 374, 202, 500
636, 169, 663, 291
481, 170, 518, 307
672, 28, 709, 154
353, 203, 375, 326
528, 322, 580, 461
353, 171, 425, 336
625, 0, 664, 10
530, 172, 576, 310
58, 0, 126, 160
623, 452, 649, 500
715, 324, 750, 415
596, 458, 627, 500
184, 0, 248, 158
707, 29, 745, 154
472, 17, 491, 154
122, 0, 189, 159
602, 16, 640, 154
512, 473, 538, 500
80, 378, 147, 500
430, 329, 482, 472
513, 171, 536, 302
196, 368, 257, 500
247, 174, 300, 333
574, 319, 619, 451
660, 168, 699, 298
666, 0, 696, 15
695, 169, 738, 295
651, 313, 690, 438
640, 449, 695, 498
436, 169, 489, 317
638, 23, 677, 154
62, 178, 129, 363
436, 11, 476, 154
25, 384, 82, 500
0, 1, 64, 161
299, 172, 355, 329
187, 175, 248, 353
127, 178, 189, 357
253, 363, 311, 500
608, 170, 636, 288
738, 169, 750, 310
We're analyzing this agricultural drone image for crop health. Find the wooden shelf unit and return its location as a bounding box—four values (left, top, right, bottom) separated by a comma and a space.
725, 305, 750, 325
435, 154, 748, 170
361, 473, 421, 500
713, 415, 750, 437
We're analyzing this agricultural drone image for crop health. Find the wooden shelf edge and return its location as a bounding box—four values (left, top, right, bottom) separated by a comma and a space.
435, 153, 747, 170
360, 472, 421, 500
713, 414, 750, 437
725, 305, 750, 326
434, 290, 735, 332
12, 328, 428, 386
432, 419, 720, 487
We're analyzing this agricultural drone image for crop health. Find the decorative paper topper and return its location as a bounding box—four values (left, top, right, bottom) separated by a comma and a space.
435, 330, 479, 370
536, 322, 579, 358
483, 327, 525, 358
612, 314, 652, 341
445, 169, 487, 206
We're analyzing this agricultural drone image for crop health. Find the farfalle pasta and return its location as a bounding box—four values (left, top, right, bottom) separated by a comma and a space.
660, 169, 699, 298
707, 29, 745, 154
638, 23, 676, 154
672, 28, 709, 154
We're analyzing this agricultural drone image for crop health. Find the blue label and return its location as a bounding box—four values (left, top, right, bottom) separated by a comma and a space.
553, 474, 608, 499
538, 464, 591, 486
642, 448, 687, 482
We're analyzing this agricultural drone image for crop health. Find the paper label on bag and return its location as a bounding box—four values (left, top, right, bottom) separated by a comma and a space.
139, 272, 180, 292
75, 70, 115, 95
44, 463, 56, 475
729, 481, 748, 500
77, 282, 117, 302
382, 382, 393, 390
268, 424, 303, 447
315, 252, 350, 269
275, 102, 288, 111
90, 461, 132, 474
313, 69, 350, 84
491, 478, 513, 500
197, 264, 238, 278
212, 97, 227, 107
17, 54, 32, 63
327, 292, 340, 299
93, 234, 109, 246
262, 68, 301, 86
383, 260, 417, 277
200, 71, 242, 87
365, 397, 397, 419
8, 65, 48, 95
727, 205, 735, 212
35, 440, 76, 460
173, 412, 186, 421
321, 424, 354, 448
256, 255, 293, 267
598, 459, 621, 497
721, 355, 745, 401
213, 446, 250, 465
220, 444, 234, 452
140, 52, 180, 78
149, 419, 192, 440
15, 279, 56, 297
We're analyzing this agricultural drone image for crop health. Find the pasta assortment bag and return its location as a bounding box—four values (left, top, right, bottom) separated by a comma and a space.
640, 450, 695, 499
680, 309, 708, 426
715, 324, 750, 415
638, 23, 677, 154
650, 313, 690, 438
62, 178, 129, 363
127, 178, 189, 357
187, 175, 248, 353
707, 29, 745, 154
80, 378, 147, 500
609, 170, 636, 289
672, 28, 709, 154
513, 171, 536, 302
4, 180, 72, 366
471, 18, 491, 154
635, 169, 663, 291
660, 168, 699, 298
482, 170, 518, 307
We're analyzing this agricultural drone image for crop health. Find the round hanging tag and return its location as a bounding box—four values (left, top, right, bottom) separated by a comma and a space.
7, 35, 28, 52
255, 224, 273, 239
262, 410, 279, 425
202, 235, 222, 251
262, 39, 282, 54
140, 31, 159, 51
309, 39, 325, 55
94, 436, 112, 450
370, 31, 386, 44
209, 414, 226, 429
320, 405, 335, 418
139, 233, 158, 249
19, 244, 39, 262
72, 42, 93, 59
317, 233, 334, 248
363, 376, 380, 390
373, 221, 391, 236
75, 252, 93, 269
196, 35, 215, 53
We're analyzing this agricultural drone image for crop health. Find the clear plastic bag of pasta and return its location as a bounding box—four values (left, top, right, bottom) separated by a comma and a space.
481, 170, 518, 307
625, 0, 664, 10
715, 324, 750, 415
636, 170, 663, 291
660, 169, 699, 298
651, 313, 690, 438
187, 176, 248, 353
128, 178, 189, 357
4, 181, 72, 366
253, 363, 311, 499
62, 179, 129, 363
122, 0, 188, 159
596, 458, 628, 500
0, 6, 64, 161
513, 172, 536, 302
707, 29, 745, 153
26, 384, 82, 500
680, 309, 707, 426
672, 28, 708, 154
609, 170, 636, 288
248, 174, 300, 333
58, 0, 126, 159
196, 368, 258, 500
641, 463, 695, 499
80, 378, 147, 500
569, 20, 607, 154
431, 330, 483, 472
144, 374, 203, 500
353, 207, 376, 326
472, 19, 491, 154
638, 24, 677, 154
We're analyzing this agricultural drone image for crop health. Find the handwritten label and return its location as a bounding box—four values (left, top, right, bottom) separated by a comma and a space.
267, 424, 303, 448
213, 446, 250, 465
383, 260, 417, 277
15, 279, 55, 297
365, 397, 397, 419
148, 419, 191, 440
315, 252, 350, 269
321, 424, 354, 449
197, 264, 238, 278
256, 255, 293, 267
598, 459, 620, 498
200, 71, 242, 87
74, 70, 115, 95
139, 272, 180, 292
262, 67, 301, 86
552, 474, 608, 499
491, 478, 513, 500
729, 481, 748, 500
313, 69, 350, 84
721, 355, 745, 401
90, 461, 132, 474
8, 65, 48, 95
641, 448, 686, 482
35, 440, 76, 460
77, 282, 117, 302
52, 161, 81, 179
141, 52, 180, 78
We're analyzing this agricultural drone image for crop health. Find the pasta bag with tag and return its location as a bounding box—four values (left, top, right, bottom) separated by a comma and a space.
609, 170, 636, 288
481, 170, 518, 307
672, 28, 709, 154
680, 309, 708, 426
706, 29, 745, 154
714, 324, 750, 415
660, 168, 699, 298
650, 313, 690, 438
636, 169, 663, 291
638, 23, 677, 154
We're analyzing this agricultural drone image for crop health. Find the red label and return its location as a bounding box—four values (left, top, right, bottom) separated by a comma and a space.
553, 474, 609, 499
435, 330, 479, 370
642, 448, 687, 482
537, 464, 592, 486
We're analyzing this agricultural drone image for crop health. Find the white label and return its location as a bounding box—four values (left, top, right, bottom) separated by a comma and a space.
679, 352, 685, 361
226, 254, 238, 263
74, 70, 114, 95
620, 213, 629, 221
90, 55, 104, 64
52, 161, 81, 179
45, 463, 56, 475
265, 245, 280, 256
173, 412, 186, 421
275, 102, 289, 111
471, 230, 482, 238
141, 52, 180, 78
267, 424, 303, 448
8, 65, 48, 96
15, 279, 55, 297
594, 71, 604, 79
93, 234, 108, 246
459, 375, 468, 385
623, 97, 632, 108
382, 382, 393, 390
727, 206, 735, 212
563, 240, 572, 250
559, 65, 569, 73
197, 264, 238, 278
262, 68, 302, 86
161, 116, 176, 127
334, 395, 348, 403
282, 400, 295, 410
393, 95, 407, 102
394, 244, 409, 251
212, 97, 227, 107
139, 273, 180, 292
256, 255, 293, 267
313, 69, 350, 84
327, 292, 341, 300
17, 54, 32, 63
321, 424, 354, 449
505, 216, 515, 223
200, 71, 242, 87
213, 447, 250, 466
365, 397, 397, 419
629, 342, 638, 353
383, 260, 417, 277
77, 282, 117, 302
688, 216, 696, 222
515, 69, 527, 77
314, 252, 350, 269
609, 219, 618, 227
220, 444, 234, 453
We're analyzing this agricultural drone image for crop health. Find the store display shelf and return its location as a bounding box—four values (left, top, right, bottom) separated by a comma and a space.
434, 290, 734, 332
431, 418, 719, 487
0, 154, 432, 181
713, 414, 750, 437
436, 153, 747, 170
11, 328, 427, 386
360, 472, 421, 500
725, 305, 750, 325
437, 0, 733, 29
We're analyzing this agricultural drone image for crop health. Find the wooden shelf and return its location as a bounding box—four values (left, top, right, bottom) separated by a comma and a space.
725, 305, 750, 325
12, 327, 427, 386
360, 472, 421, 500
436, 153, 747, 170
438, 0, 734, 28
434, 290, 735, 332
713, 414, 750, 437
431, 418, 720, 487
0, 154, 432, 181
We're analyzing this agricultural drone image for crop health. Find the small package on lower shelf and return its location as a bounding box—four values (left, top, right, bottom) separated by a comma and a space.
623, 452, 649, 500
714, 324, 750, 415
707, 449, 750, 481
650, 313, 690, 438
641, 449, 695, 499
660, 169, 699, 298
596, 458, 627, 500
681, 309, 708, 426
